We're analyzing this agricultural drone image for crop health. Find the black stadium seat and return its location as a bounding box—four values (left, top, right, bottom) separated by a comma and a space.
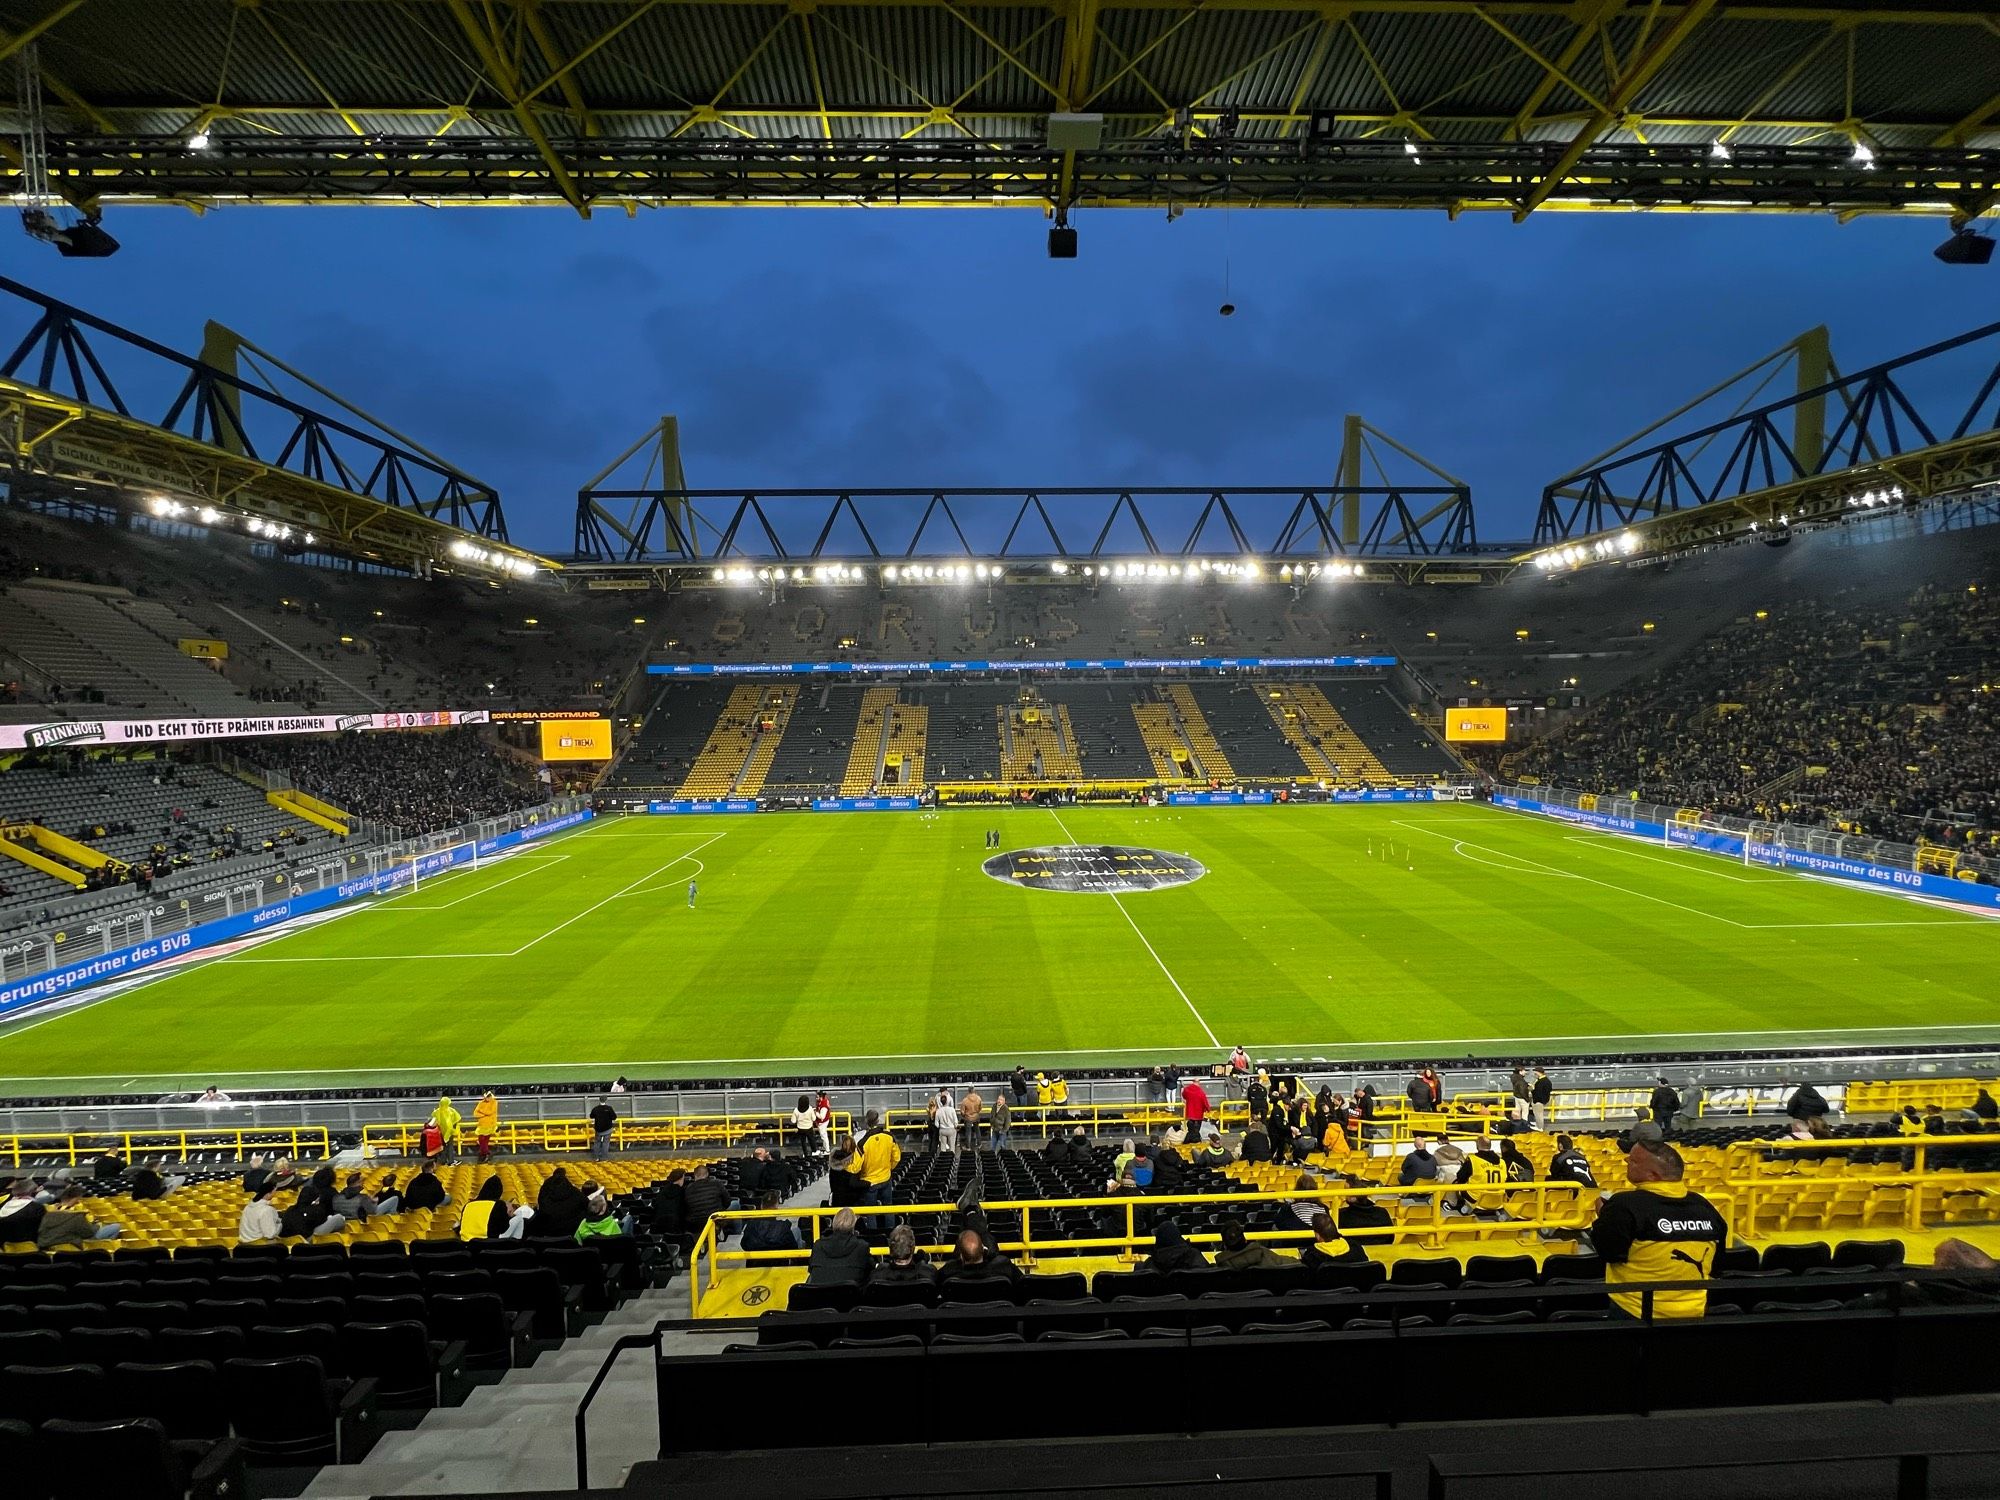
340, 1320, 467, 1409
38, 1415, 246, 1500
220, 1356, 377, 1466
109, 1360, 231, 1441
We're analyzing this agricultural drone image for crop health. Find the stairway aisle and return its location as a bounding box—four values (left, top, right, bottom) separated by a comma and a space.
301, 1285, 697, 1498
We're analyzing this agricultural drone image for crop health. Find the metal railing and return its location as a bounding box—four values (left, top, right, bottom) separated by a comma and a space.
0, 1123, 330, 1167
361, 1111, 854, 1157
683, 1180, 1610, 1316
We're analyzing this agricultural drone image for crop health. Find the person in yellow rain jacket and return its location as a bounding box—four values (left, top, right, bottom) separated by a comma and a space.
472, 1092, 499, 1164
434, 1097, 463, 1163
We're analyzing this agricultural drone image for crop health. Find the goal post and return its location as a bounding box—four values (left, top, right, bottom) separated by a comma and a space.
402, 838, 477, 895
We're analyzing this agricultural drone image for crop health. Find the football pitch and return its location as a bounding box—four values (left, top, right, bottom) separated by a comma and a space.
1, 803, 1996, 1096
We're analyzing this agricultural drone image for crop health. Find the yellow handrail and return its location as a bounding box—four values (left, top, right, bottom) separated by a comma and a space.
685, 1179, 1601, 1312
361, 1112, 854, 1156
0, 1125, 332, 1169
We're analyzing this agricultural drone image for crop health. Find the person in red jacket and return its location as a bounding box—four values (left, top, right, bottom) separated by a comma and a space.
1182, 1078, 1212, 1141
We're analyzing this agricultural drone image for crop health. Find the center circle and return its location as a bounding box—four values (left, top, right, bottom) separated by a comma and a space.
982, 844, 1207, 895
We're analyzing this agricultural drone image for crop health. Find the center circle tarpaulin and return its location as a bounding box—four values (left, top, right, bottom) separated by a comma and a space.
982, 844, 1207, 894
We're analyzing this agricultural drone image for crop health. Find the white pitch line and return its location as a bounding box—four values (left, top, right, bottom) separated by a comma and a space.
506, 832, 727, 954
1047, 810, 1219, 1049
382, 855, 573, 911
1394, 818, 1754, 928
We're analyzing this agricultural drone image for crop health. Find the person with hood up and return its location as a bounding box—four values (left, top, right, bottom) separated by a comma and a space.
805, 1207, 872, 1284
1141, 1219, 1209, 1273
1213, 1217, 1290, 1271
472, 1091, 500, 1163
434, 1096, 463, 1162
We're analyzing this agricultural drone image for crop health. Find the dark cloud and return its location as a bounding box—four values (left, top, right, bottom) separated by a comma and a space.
12, 202, 1977, 551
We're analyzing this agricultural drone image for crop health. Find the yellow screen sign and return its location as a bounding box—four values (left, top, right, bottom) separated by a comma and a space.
539, 718, 613, 761
1446, 707, 1508, 742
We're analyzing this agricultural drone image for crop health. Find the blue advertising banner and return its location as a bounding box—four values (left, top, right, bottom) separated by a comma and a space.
643, 799, 760, 815
649, 655, 1398, 677
1166, 790, 1276, 806
1328, 788, 1445, 804
812, 796, 922, 812
0, 808, 596, 1019
1491, 794, 2000, 913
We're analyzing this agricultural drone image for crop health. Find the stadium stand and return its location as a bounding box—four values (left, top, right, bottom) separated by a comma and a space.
1321, 679, 1462, 780
1515, 546, 2000, 851
917, 683, 1010, 784
241, 728, 539, 836
1, 508, 642, 718
1182, 681, 1311, 778
597, 682, 737, 796
837, 686, 900, 794
1054, 686, 1154, 780
759, 685, 859, 796
0, 758, 335, 928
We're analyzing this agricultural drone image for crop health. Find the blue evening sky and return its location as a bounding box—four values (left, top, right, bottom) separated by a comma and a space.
14, 205, 1991, 552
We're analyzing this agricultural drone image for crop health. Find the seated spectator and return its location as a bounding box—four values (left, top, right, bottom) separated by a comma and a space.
1141, 1219, 1208, 1273
1283, 1173, 1327, 1232
91, 1146, 127, 1180
873, 1225, 936, 1286
37, 1183, 121, 1246
576, 1182, 634, 1241
0, 1177, 47, 1244
1150, 1138, 1186, 1190
683, 1163, 728, 1241
1240, 1121, 1272, 1163
238, 1180, 283, 1243
1213, 1217, 1290, 1271
934, 1226, 1021, 1284
457, 1174, 530, 1241
282, 1166, 348, 1239
1591, 1141, 1727, 1319
373, 1173, 404, 1213
1392, 1136, 1440, 1184
128, 1158, 181, 1200
331, 1171, 383, 1221
1336, 1184, 1394, 1235
1298, 1211, 1366, 1267
1498, 1138, 1534, 1183
738, 1146, 785, 1197
1547, 1135, 1597, 1188
805, 1207, 872, 1285
402, 1160, 449, 1211
1973, 1089, 2000, 1123
1110, 1138, 1138, 1181
651, 1168, 690, 1234
739, 1191, 798, 1253
535, 1167, 588, 1239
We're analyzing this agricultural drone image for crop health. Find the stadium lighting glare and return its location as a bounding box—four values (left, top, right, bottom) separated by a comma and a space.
1709, 140, 1730, 161
187, 129, 211, 151
1051, 561, 1068, 574
196, 505, 221, 524
883, 565, 899, 581
1850, 140, 1875, 169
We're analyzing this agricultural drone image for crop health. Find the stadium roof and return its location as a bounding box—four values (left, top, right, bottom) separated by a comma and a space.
6, 0, 1999, 218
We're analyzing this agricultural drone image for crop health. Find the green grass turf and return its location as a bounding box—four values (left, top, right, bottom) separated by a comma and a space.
0, 802, 1995, 1096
